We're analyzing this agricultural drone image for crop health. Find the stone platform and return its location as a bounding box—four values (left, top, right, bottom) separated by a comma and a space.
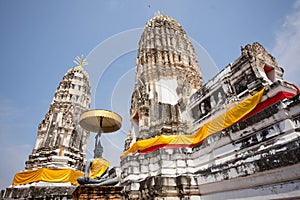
1, 185, 76, 200
121, 94, 300, 199
72, 185, 123, 200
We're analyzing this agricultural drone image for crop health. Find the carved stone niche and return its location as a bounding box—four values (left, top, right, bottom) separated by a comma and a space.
191, 96, 212, 121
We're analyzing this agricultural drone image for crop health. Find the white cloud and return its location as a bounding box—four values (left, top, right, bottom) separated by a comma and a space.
272, 0, 300, 86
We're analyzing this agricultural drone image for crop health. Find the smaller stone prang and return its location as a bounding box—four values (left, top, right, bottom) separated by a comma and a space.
25, 57, 91, 171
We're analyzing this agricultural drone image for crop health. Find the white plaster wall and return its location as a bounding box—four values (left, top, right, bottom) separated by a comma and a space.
155, 79, 179, 105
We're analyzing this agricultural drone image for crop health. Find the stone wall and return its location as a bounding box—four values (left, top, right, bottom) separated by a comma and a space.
1, 186, 76, 200
72, 186, 123, 200
188, 42, 284, 134
121, 93, 300, 199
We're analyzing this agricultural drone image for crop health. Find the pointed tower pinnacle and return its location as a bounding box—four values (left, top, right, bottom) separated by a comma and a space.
73, 54, 88, 68
25, 55, 91, 172
154, 10, 162, 17
129, 14, 203, 142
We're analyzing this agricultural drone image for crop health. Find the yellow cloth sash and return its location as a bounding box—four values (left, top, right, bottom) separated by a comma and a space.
121, 88, 264, 157
13, 168, 83, 186
89, 158, 110, 179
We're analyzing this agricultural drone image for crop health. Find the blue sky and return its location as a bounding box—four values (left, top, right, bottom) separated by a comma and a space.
0, 0, 300, 190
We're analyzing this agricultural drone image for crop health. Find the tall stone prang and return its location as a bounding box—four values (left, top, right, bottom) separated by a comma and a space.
129, 13, 202, 142
121, 15, 300, 199
25, 56, 91, 171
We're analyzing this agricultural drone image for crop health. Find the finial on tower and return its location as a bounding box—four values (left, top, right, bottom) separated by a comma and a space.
154, 10, 162, 17
73, 54, 88, 67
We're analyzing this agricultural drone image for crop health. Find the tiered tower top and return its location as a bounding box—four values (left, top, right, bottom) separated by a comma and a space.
25, 56, 91, 171
128, 14, 203, 141
136, 14, 202, 89
146, 14, 186, 33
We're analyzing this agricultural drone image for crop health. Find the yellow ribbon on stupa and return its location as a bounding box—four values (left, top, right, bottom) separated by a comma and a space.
13, 168, 83, 186
89, 158, 110, 179
121, 88, 265, 157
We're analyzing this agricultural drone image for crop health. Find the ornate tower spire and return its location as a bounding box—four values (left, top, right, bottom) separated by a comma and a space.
129, 14, 202, 141
25, 55, 91, 171
73, 54, 88, 68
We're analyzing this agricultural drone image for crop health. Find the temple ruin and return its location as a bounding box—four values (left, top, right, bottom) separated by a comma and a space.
25, 57, 91, 171
1, 56, 91, 199
2, 13, 300, 200
120, 14, 300, 199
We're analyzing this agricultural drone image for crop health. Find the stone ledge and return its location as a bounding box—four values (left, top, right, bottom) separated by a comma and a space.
72, 185, 123, 200
1, 185, 76, 200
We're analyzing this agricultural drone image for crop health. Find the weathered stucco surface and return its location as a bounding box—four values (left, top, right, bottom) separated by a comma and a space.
121, 14, 300, 199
